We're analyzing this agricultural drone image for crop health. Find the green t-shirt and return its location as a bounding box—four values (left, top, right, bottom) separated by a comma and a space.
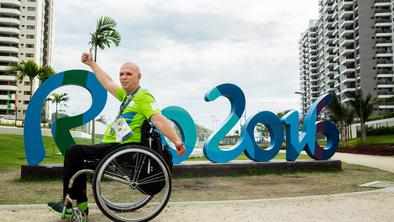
101, 87, 161, 144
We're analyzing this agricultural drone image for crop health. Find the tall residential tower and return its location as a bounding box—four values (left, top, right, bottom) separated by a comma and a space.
299, 0, 394, 117
0, 0, 53, 120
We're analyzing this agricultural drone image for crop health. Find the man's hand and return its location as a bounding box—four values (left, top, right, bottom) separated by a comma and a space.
175, 141, 186, 157
81, 50, 94, 66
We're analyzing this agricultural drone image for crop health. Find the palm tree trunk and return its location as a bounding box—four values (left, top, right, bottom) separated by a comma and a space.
361, 121, 366, 145
91, 45, 98, 144
29, 77, 33, 100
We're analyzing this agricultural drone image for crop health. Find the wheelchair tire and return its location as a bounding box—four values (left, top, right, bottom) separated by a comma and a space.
92, 144, 172, 222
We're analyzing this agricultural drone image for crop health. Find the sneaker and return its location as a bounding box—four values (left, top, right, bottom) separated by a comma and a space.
48, 200, 89, 220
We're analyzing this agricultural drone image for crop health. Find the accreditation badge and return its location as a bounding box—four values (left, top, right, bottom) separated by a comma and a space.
112, 116, 133, 142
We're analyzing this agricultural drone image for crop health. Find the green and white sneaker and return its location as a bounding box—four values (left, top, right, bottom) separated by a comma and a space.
48, 200, 89, 221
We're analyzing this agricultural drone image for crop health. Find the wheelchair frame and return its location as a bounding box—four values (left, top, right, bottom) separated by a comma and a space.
62, 144, 172, 222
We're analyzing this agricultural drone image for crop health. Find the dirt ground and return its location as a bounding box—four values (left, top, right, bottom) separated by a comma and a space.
1, 163, 394, 204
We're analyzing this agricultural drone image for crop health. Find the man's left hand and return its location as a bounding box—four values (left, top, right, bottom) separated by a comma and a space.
175, 142, 186, 157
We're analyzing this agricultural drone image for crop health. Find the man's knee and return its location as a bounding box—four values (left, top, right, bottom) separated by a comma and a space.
66, 144, 85, 159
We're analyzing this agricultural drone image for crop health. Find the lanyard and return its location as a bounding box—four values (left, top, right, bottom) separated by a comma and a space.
116, 86, 140, 119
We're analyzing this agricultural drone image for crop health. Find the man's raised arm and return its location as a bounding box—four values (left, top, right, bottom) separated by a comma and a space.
81, 52, 119, 98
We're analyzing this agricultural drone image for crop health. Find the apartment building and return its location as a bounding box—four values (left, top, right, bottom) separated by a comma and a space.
299, 0, 394, 117
0, 0, 53, 120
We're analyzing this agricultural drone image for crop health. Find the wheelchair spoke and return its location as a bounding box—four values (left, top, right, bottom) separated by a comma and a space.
137, 172, 165, 185
132, 153, 146, 183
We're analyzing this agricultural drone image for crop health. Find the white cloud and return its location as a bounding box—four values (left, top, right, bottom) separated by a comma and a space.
51, 0, 319, 130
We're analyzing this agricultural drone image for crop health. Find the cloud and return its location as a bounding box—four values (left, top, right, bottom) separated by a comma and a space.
51, 0, 318, 129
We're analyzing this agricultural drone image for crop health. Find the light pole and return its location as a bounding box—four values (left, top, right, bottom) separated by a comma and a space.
294, 91, 304, 119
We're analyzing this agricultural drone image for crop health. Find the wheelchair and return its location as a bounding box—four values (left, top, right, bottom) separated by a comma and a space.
62, 141, 172, 222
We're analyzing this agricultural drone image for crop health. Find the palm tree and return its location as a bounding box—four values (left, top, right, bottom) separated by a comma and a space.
327, 93, 353, 142
88, 16, 121, 144
47, 92, 69, 120
346, 90, 374, 145
38, 65, 56, 83
7, 60, 39, 99
7, 60, 56, 99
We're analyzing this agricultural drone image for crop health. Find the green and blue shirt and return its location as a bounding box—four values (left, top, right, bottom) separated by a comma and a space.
101, 87, 161, 144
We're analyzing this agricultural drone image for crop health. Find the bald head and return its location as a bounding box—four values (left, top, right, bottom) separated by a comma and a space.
121, 62, 140, 74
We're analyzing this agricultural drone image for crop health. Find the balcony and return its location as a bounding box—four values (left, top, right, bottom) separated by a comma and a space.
341, 88, 356, 94
339, 18, 353, 28
374, 0, 391, 7
0, 75, 16, 81
0, 8, 21, 16
375, 19, 392, 27
338, 0, 353, 10
339, 28, 354, 38
0, 55, 18, 63
376, 50, 393, 57
376, 59, 394, 68
339, 38, 354, 47
341, 77, 356, 84
0, 27, 20, 35
339, 47, 355, 56
339, 9, 353, 20
0, 85, 17, 91
0, 94, 16, 101
341, 67, 356, 74
376, 38, 392, 47
0, 46, 18, 54
375, 8, 391, 17
0, 36, 19, 44
0, 17, 20, 26
1, 0, 21, 7
377, 83, 394, 88
340, 58, 355, 66
378, 94, 394, 99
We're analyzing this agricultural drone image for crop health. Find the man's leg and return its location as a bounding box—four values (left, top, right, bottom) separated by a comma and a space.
63, 143, 119, 203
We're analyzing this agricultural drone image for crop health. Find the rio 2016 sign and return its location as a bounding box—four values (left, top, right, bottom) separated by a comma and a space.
24, 70, 339, 166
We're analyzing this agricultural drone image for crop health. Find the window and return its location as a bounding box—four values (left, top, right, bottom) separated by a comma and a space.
24, 91, 31, 95
26, 25, 35, 30
26, 34, 34, 39
27, 7, 36, 11
28, 0, 36, 2
26, 53, 34, 58
26, 44, 34, 48
24, 81, 30, 86
23, 101, 29, 105
27, 16, 35, 21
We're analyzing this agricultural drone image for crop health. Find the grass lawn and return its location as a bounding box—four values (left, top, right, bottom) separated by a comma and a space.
340, 134, 394, 147
0, 134, 91, 171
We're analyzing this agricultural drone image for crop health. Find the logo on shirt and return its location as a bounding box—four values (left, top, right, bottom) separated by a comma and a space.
151, 102, 159, 110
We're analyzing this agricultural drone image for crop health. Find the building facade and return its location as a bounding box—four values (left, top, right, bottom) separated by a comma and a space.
299, 0, 394, 117
0, 0, 53, 120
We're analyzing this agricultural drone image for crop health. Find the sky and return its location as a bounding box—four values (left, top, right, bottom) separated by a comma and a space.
50, 0, 319, 131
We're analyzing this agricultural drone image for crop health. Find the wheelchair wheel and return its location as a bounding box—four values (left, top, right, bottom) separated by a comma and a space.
92, 144, 172, 222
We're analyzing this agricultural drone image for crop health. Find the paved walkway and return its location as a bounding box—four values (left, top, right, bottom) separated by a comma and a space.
331, 152, 394, 173
1, 187, 394, 222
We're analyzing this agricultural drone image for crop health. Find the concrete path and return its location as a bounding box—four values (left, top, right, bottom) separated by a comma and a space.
1, 187, 394, 222
332, 152, 394, 173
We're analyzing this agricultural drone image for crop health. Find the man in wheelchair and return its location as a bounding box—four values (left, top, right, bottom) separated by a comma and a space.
48, 51, 186, 220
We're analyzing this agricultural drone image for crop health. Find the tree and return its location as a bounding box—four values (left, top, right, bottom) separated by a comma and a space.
88, 16, 121, 144
47, 92, 69, 120
346, 90, 374, 145
7, 60, 56, 99
38, 65, 56, 83
327, 93, 353, 142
